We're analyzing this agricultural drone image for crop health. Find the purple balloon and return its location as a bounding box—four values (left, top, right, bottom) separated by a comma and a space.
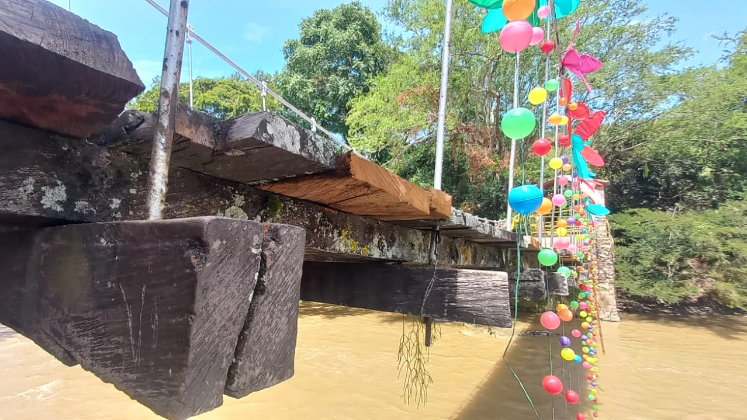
591, 381, 597, 387
559, 336, 571, 347
567, 217, 576, 225
581, 335, 588, 341
561, 156, 570, 164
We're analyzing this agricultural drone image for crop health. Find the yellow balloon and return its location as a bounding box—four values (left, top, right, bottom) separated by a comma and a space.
549, 113, 563, 125
581, 321, 590, 329
537, 198, 553, 215
582, 347, 590, 354
561, 348, 576, 361
586, 316, 593, 322
549, 157, 563, 169
528, 87, 548, 105
555, 227, 568, 237
560, 116, 569, 125
580, 310, 588, 318
503, 0, 536, 21
591, 389, 598, 395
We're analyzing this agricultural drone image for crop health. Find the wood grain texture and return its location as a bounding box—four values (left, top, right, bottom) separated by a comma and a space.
260, 152, 449, 221
93, 108, 336, 183
548, 273, 570, 296
508, 269, 548, 300
0, 119, 509, 268
0, 217, 264, 420
300, 262, 511, 327
225, 223, 306, 398
0, 0, 144, 137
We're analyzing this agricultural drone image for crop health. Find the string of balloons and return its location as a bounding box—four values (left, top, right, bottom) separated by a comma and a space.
471, 1, 611, 419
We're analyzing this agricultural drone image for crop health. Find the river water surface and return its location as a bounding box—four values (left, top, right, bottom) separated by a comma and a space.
1, 302, 746, 419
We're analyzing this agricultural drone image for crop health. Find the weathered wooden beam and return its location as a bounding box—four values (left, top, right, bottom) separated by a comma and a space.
225, 223, 305, 398
259, 151, 450, 221
397, 208, 518, 245
0, 217, 265, 420
93, 108, 337, 183
0, 0, 144, 137
548, 272, 570, 296
0, 119, 508, 268
300, 262, 511, 327
508, 269, 548, 300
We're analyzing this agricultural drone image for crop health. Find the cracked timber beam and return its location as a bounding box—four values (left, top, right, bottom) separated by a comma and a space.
93, 107, 337, 184
300, 262, 511, 327
0, 119, 507, 268
0, 217, 297, 419
0, 0, 145, 137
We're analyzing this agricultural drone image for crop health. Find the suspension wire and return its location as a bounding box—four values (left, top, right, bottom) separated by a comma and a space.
505, 52, 521, 230
142, 0, 354, 152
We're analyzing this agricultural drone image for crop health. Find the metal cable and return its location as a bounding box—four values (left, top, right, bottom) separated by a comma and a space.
143, 0, 354, 152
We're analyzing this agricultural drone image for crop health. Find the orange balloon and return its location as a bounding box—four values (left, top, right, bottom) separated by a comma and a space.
559, 309, 574, 322
549, 113, 563, 125
557, 219, 568, 228
503, 0, 536, 21
537, 198, 553, 215
559, 97, 568, 106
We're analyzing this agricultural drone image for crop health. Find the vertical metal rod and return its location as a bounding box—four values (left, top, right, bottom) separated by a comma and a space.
187, 25, 194, 108
66, 0, 70, 11
146, 0, 190, 220
433, 0, 454, 191
505, 52, 521, 230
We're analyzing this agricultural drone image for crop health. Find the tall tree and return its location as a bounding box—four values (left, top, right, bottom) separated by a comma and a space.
278, 1, 392, 139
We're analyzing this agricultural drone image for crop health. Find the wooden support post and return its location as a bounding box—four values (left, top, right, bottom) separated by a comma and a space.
300, 262, 511, 327
225, 223, 306, 398
0, 217, 267, 420
0, 0, 144, 137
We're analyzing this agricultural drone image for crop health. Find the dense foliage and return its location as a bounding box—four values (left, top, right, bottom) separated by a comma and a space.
129, 0, 747, 308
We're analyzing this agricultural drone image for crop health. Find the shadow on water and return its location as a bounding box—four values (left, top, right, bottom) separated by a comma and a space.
452, 314, 591, 420
299, 301, 404, 324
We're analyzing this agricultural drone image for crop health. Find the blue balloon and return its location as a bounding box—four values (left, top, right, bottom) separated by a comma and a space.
573, 355, 582, 363
508, 185, 543, 215
540, 0, 580, 19
481, 8, 508, 34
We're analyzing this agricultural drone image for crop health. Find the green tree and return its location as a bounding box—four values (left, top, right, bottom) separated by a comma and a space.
277, 1, 392, 139
129, 72, 281, 120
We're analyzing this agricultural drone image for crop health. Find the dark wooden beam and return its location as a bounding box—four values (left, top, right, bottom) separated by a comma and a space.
0, 0, 144, 137
0, 217, 265, 420
508, 269, 548, 300
300, 262, 511, 327
92, 108, 337, 183
0, 119, 509, 268
225, 223, 306, 398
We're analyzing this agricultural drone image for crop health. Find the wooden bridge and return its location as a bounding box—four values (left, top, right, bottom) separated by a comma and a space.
0, 1, 575, 419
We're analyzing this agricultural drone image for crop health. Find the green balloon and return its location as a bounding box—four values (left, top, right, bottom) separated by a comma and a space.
593, 405, 599, 410
570, 300, 579, 309
501, 107, 536, 139
588, 394, 596, 401
538, 248, 558, 266
558, 266, 572, 277
577, 251, 585, 258
564, 189, 573, 198
546, 78, 560, 92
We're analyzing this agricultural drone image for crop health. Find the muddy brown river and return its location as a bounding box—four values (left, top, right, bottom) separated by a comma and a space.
1, 302, 746, 419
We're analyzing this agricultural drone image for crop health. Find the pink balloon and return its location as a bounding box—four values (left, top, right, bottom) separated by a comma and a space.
583, 362, 592, 369
555, 237, 570, 250
579, 301, 588, 310
558, 177, 569, 187
571, 329, 581, 338
567, 244, 577, 253
537, 5, 551, 19
541, 311, 561, 330
499, 20, 533, 53
530, 27, 545, 46
552, 194, 566, 206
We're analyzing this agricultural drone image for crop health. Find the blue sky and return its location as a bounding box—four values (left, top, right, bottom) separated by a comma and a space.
48, 0, 746, 87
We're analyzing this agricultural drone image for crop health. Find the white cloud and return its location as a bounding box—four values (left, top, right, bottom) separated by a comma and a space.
132, 59, 162, 86
245, 23, 270, 43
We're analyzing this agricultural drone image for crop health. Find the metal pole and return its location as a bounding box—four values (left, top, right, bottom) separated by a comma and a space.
145, 0, 189, 220
67, 0, 70, 11
433, 0, 454, 191
505, 52, 521, 230
187, 25, 194, 108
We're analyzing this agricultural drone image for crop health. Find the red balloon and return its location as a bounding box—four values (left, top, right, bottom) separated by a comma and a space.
577, 414, 586, 420
587, 374, 593, 380
540, 311, 561, 330
565, 390, 580, 404
541, 40, 555, 53
532, 138, 552, 156
559, 134, 571, 147
543, 375, 564, 395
